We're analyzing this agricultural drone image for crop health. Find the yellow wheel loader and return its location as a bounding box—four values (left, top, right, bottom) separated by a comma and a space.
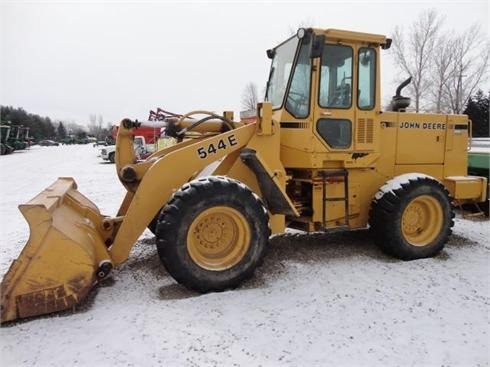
1, 28, 487, 323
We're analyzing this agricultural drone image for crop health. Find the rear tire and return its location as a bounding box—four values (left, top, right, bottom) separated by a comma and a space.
369, 176, 454, 260
156, 176, 270, 292
108, 152, 115, 163
147, 215, 158, 235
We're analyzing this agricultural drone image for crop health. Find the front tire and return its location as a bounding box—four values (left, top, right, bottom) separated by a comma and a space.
369, 176, 454, 260
155, 176, 270, 292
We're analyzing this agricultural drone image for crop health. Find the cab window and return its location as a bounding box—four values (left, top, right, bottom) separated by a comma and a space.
358, 47, 376, 110
316, 118, 352, 149
319, 45, 353, 108
285, 37, 312, 118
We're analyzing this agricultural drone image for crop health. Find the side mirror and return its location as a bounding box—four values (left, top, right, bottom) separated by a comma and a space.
382, 38, 392, 50
310, 34, 325, 58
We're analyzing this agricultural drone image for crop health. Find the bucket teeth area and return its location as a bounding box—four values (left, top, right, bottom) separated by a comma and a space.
15, 283, 88, 319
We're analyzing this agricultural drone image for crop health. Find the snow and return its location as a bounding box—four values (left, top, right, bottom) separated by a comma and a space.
470, 148, 490, 154
1, 144, 489, 366
470, 138, 490, 154
373, 172, 432, 200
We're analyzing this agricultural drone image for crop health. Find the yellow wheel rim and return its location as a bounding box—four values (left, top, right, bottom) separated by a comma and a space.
187, 206, 251, 271
402, 195, 443, 246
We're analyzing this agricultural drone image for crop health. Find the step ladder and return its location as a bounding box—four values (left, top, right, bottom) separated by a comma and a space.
319, 169, 349, 230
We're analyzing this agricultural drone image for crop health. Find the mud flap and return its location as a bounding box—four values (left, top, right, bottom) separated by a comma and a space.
1, 178, 112, 323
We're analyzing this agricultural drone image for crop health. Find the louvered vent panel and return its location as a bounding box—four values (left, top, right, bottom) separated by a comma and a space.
357, 119, 366, 143
356, 118, 375, 150
366, 118, 374, 143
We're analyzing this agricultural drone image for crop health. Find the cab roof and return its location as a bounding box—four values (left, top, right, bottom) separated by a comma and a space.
312, 28, 391, 49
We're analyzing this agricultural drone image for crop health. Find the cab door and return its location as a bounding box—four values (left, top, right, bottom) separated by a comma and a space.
355, 47, 379, 153
313, 43, 355, 153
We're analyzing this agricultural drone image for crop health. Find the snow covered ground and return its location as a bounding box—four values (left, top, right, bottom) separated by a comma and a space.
0, 144, 489, 366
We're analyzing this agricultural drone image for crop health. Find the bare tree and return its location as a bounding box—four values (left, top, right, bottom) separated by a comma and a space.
443, 24, 490, 113
241, 82, 259, 111
391, 9, 444, 112
87, 113, 104, 139
65, 122, 87, 138
430, 33, 456, 113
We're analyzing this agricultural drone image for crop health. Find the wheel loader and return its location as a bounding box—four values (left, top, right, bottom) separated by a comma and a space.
1, 28, 487, 323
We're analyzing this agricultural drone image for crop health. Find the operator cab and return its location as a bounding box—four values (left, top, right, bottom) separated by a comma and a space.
265, 28, 390, 163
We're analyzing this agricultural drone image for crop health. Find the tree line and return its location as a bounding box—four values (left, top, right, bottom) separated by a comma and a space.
0, 106, 113, 142
1, 106, 57, 141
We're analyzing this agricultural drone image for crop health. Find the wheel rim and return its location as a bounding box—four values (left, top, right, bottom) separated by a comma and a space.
187, 206, 251, 271
401, 195, 443, 246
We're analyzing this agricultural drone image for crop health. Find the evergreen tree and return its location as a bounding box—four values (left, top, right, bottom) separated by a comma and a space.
57, 122, 67, 140
464, 90, 489, 137
0, 105, 56, 140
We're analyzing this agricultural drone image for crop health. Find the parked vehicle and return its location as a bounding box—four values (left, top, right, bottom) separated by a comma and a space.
38, 140, 59, 146
100, 135, 157, 163
99, 144, 116, 163
7, 125, 29, 150
0, 125, 14, 155
468, 138, 490, 216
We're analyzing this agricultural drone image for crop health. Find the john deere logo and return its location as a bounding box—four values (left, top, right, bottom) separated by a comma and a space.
400, 122, 446, 130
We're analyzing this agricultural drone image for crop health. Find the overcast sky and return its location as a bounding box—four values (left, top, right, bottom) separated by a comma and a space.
1, 1, 489, 126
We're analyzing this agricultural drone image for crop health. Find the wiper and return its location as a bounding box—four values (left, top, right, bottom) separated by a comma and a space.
265, 66, 275, 101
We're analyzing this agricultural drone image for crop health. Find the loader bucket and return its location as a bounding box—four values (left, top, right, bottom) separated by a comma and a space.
0, 178, 111, 323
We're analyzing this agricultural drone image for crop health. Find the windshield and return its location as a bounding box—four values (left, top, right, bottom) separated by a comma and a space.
265, 36, 300, 109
